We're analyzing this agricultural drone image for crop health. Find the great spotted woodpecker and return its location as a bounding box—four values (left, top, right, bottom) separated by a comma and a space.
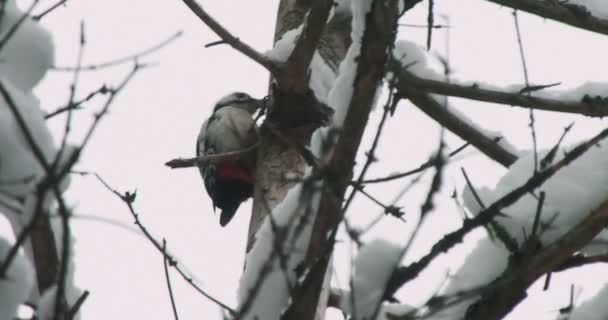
196, 92, 262, 226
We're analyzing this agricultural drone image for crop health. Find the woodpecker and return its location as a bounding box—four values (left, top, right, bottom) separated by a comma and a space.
197, 92, 262, 226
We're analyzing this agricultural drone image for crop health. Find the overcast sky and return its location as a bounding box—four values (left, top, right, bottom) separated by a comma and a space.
4, 0, 608, 319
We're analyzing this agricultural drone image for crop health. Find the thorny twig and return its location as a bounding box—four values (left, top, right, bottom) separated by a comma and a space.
80, 171, 235, 314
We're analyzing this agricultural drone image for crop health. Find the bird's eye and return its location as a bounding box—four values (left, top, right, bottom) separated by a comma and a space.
236, 93, 249, 100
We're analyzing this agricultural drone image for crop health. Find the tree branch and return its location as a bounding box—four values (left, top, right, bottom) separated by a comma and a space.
278, 0, 333, 93
180, 0, 278, 73
397, 82, 518, 167
394, 70, 608, 117
164, 144, 258, 169
282, 1, 402, 319
466, 198, 608, 320
384, 126, 608, 299
485, 0, 608, 37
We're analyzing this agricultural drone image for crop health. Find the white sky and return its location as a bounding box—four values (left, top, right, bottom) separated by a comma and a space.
3, 0, 608, 319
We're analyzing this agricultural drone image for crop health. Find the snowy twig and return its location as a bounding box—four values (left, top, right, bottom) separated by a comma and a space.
81, 171, 235, 314
179, 0, 277, 73
33, 0, 68, 20
361, 141, 469, 184
384, 126, 608, 298
164, 143, 258, 169
485, 0, 608, 37
162, 239, 180, 320
466, 197, 608, 320
393, 65, 608, 117
51, 31, 183, 72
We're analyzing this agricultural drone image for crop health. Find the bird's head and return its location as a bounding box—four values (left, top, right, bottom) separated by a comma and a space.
214, 92, 263, 114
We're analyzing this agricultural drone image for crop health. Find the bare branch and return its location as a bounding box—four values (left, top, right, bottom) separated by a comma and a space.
485, 0, 608, 37
44, 85, 109, 120
33, 0, 67, 20
51, 31, 183, 72
82, 171, 235, 314
162, 239, 180, 320
164, 143, 258, 169
179, 0, 278, 73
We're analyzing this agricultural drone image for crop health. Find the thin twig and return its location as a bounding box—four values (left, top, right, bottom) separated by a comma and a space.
33, 0, 67, 20
54, 21, 87, 318
513, 10, 538, 173
45, 85, 109, 120
163, 239, 180, 320
343, 91, 397, 212
66, 290, 89, 320
52, 31, 183, 72
485, 0, 608, 37
426, 0, 434, 49
361, 142, 469, 184
83, 171, 234, 314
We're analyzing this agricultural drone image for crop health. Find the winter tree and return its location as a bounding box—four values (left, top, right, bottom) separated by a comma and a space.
1, 0, 608, 319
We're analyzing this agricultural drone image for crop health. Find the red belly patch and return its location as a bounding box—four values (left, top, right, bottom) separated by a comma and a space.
217, 163, 253, 182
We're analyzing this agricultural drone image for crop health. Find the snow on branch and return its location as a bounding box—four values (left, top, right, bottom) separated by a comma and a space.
394, 70, 608, 118
391, 41, 520, 168
485, 0, 608, 36
413, 134, 608, 319
384, 126, 608, 301
276, 0, 333, 93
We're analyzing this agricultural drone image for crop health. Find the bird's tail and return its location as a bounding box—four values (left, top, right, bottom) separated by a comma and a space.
219, 202, 240, 227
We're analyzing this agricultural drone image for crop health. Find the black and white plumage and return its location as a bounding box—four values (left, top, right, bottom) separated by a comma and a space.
197, 92, 261, 226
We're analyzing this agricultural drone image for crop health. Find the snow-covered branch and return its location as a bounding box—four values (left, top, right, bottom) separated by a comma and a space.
393, 68, 608, 118
485, 0, 608, 37
384, 126, 608, 300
